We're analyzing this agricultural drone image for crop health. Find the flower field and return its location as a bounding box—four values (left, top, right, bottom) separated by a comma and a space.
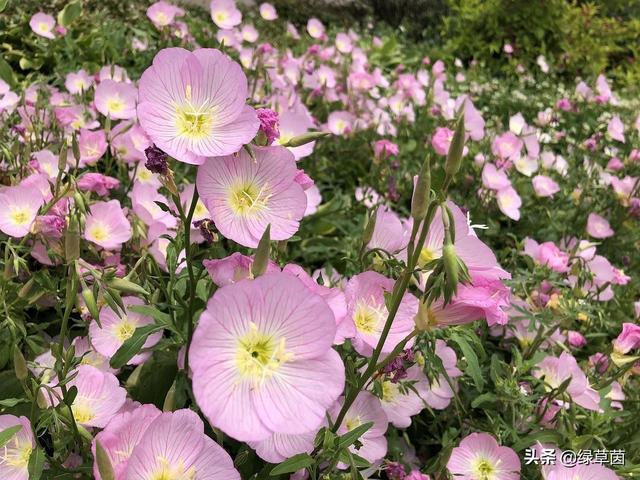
0, 1, 639, 479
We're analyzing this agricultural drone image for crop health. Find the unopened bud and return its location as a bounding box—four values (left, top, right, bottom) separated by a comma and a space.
362, 208, 378, 246
17, 277, 35, 299
109, 278, 149, 296
73, 191, 86, 214
81, 288, 100, 321
444, 114, 465, 179
95, 440, 115, 480
411, 156, 431, 220
58, 145, 68, 171
163, 380, 177, 412
13, 347, 28, 380
65, 216, 80, 262
251, 225, 271, 278
71, 134, 81, 163
442, 244, 459, 299
281, 131, 330, 148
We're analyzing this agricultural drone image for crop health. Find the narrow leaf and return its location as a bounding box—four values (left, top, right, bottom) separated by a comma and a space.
110, 324, 164, 369
269, 453, 314, 476
0, 425, 22, 449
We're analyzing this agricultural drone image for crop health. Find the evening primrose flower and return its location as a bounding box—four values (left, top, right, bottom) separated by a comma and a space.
0, 184, 44, 238
78, 128, 108, 166
94, 79, 137, 120
259, 3, 278, 20
210, 0, 242, 29
137, 48, 259, 165
146, 1, 184, 28
29, 13, 56, 39
586, 212, 614, 239
84, 200, 133, 250
190, 273, 345, 442
65, 69, 94, 94
447, 432, 520, 480
196, 146, 306, 248
307, 18, 325, 39
0, 415, 35, 480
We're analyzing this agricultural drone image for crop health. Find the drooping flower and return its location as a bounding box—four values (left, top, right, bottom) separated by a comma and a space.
29, 13, 56, 39
137, 47, 259, 165
345, 271, 418, 356
94, 80, 137, 120
84, 200, 132, 250
586, 212, 614, 239
210, 0, 242, 29
256, 107, 280, 145
143, 144, 169, 175
190, 273, 345, 441
196, 146, 306, 248
447, 432, 520, 480
0, 415, 35, 480
125, 409, 240, 480
90, 297, 162, 365
367, 207, 411, 256
0, 184, 44, 238
92, 404, 162, 480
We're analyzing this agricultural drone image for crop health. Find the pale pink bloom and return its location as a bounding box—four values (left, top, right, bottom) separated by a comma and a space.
330, 392, 388, 466
307, 18, 325, 39
210, 0, 242, 29
203, 252, 279, 286
0, 415, 35, 480
522, 238, 569, 273
509, 113, 526, 135
537, 55, 550, 73
77, 172, 120, 196
575, 81, 593, 100
259, 3, 278, 20
378, 365, 430, 427
481, 163, 511, 190
125, 409, 239, 480
92, 404, 161, 479
91, 297, 162, 365
72, 337, 114, 373
65, 69, 94, 94
78, 128, 108, 166
32, 149, 62, 179
64, 365, 127, 427
463, 98, 485, 140
248, 430, 317, 463
586, 212, 614, 238
492, 131, 523, 162
612, 323, 640, 355
137, 48, 259, 165
532, 175, 560, 197
196, 146, 306, 248
0, 184, 44, 238
431, 127, 454, 156
130, 183, 176, 228
534, 352, 602, 411
94, 80, 137, 120
635, 301, 640, 318
275, 110, 316, 160
496, 186, 522, 221
345, 271, 417, 356
606, 157, 624, 171
544, 463, 619, 480
355, 187, 381, 208
327, 111, 355, 136
84, 200, 132, 250
304, 184, 322, 216
513, 156, 539, 176
335, 32, 353, 53
447, 432, 520, 480
241, 24, 259, 42
111, 123, 150, 163
367, 207, 411, 255
589, 352, 609, 373
190, 273, 345, 441
608, 115, 625, 142
98, 65, 130, 83
0, 90, 19, 114
146, 1, 184, 28
607, 381, 625, 410
131, 37, 148, 51
29, 13, 56, 39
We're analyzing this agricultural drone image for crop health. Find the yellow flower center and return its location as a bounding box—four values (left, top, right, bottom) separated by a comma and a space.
472, 457, 496, 480
345, 415, 362, 432
10, 208, 31, 226
194, 201, 208, 217
214, 11, 229, 24
72, 399, 96, 424
155, 12, 169, 26
418, 247, 439, 267
88, 223, 110, 242
114, 317, 136, 342
228, 182, 270, 216
353, 300, 384, 335
1, 436, 32, 468
175, 88, 214, 140
236, 323, 293, 385
38, 23, 50, 33
106, 96, 125, 114
381, 381, 398, 402
151, 457, 196, 480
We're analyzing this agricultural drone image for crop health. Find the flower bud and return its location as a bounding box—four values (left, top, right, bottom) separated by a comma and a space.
58, 144, 68, 172
81, 288, 100, 321
13, 346, 28, 380
73, 191, 87, 214
163, 380, 177, 412
109, 278, 149, 296
71, 133, 81, 163
65, 216, 80, 262
362, 208, 377, 246
444, 114, 465, 179
442, 243, 459, 293
251, 224, 271, 278
411, 156, 431, 221
17, 277, 35, 299
281, 131, 330, 148
95, 440, 115, 480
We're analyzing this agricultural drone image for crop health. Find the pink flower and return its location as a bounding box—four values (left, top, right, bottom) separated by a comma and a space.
534, 352, 602, 411
586, 212, 614, 238
190, 273, 345, 441
613, 323, 640, 355
492, 132, 523, 162
588, 352, 609, 373
125, 409, 239, 479
137, 48, 259, 165
523, 238, 570, 273
77, 172, 120, 196
406, 471, 431, 480
345, 271, 417, 356
374, 139, 399, 158
0, 184, 44, 237
78, 128, 108, 166
276, 110, 316, 160
544, 463, 619, 480
327, 111, 355, 136
130, 183, 176, 228
196, 146, 306, 248
431, 127, 454, 156
377, 365, 430, 427
203, 252, 279, 286
32, 149, 62, 179
91, 297, 162, 365
146, 1, 184, 28
94, 80, 137, 120
256, 108, 280, 145
307, 18, 325, 39
30, 13, 56, 39
567, 330, 586, 348
210, 0, 242, 29
0, 414, 35, 480
330, 392, 388, 466
447, 432, 520, 480
481, 163, 511, 190
248, 430, 317, 463
259, 3, 278, 20
367, 207, 411, 255
92, 404, 162, 480
84, 200, 133, 250
496, 186, 522, 221
532, 175, 560, 197
556, 98, 572, 111
608, 115, 625, 143
336, 32, 353, 53
64, 365, 127, 427
65, 69, 93, 94
304, 184, 322, 216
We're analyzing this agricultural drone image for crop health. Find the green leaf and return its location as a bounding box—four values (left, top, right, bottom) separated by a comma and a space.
110, 324, 164, 369
450, 332, 484, 392
337, 422, 373, 449
269, 453, 314, 476
0, 398, 27, 408
58, 1, 83, 27
513, 430, 562, 451
471, 392, 497, 408
0, 425, 22, 448
0, 55, 16, 88
0, 0, 9, 13
28, 446, 45, 480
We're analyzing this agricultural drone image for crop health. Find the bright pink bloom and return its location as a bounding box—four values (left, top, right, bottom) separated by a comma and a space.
608, 115, 625, 142
532, 175, 560, 197
431, 127, 454, 156
613, 323, 640, 355
330, 392, 388, 466
30, 13, 56, 39
259, 3, 277, 20
91, 297, 162, 365
567, 330, 586, 348
496, 186, 522, 221
447, 432, 520, 480
146, 1, 184, 28
210, 0, 242, 29
203, 252, 279, 286
190, 273, 345, 441
94, 80, 137, 120
0, 185, 44, 237
481, 163, 510, 190
0, 415, 35, 480
523, 238, 570, 273
84, 200, 132, 250
586, 212, 614, 238
78, 128, 108, 166
77, 172, 120, 196
137, 48, 259, 165
196, 146, 306, 248
125, 409, 239, 480
307, 18, 325, 39
345, 271, 418, 356
492, 132, 523, 162
256, 108, 279, 145
406, 471, 431, 480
